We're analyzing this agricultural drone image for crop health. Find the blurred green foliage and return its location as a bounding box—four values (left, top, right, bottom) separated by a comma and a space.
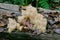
0, 0, 54, 9
14, 0, 32, 6
0, 0, 60, 10
0, 0, 32, 6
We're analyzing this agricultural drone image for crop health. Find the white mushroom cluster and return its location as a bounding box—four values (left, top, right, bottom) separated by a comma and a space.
7, 5, 47, 33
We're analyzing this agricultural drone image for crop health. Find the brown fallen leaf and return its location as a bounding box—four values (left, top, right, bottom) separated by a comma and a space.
1, 11, 12, 17
49, 12, 58, 17
57, 23, 60, 28
0, 20, 5, 27
58, 18, 60, 22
